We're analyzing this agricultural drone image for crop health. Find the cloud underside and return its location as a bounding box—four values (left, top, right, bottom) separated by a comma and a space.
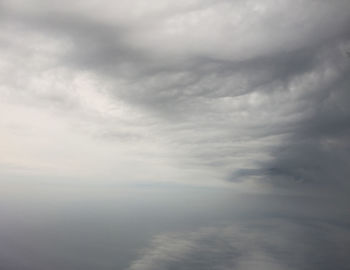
0, 0, 350, 190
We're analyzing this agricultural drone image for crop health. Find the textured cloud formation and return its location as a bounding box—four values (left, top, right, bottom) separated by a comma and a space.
1, 0, 349, 189
127, 219, 350, 270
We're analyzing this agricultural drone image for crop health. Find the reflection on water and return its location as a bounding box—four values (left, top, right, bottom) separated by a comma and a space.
0, 182, 244, 270
1, 182, 348, 270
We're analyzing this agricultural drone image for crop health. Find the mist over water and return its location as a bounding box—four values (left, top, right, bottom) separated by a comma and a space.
1, 180, 349, 269
0, 182, 243, 269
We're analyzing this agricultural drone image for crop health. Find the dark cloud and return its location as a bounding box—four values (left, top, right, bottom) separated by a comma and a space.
261, 62, 350, 191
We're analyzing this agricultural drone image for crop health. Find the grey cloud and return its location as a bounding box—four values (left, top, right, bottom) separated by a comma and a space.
260, 63, 350, 190
1, 0, 350, 190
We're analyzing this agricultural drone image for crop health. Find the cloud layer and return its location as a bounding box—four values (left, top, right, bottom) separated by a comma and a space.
1, 0, 350, 188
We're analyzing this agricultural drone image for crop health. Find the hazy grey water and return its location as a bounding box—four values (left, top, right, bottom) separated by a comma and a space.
0, 181, 349, 270
0, 182, 243, 270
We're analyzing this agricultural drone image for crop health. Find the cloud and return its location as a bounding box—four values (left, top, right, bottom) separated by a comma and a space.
259, 52, 350, 192
0, 0, 350, 189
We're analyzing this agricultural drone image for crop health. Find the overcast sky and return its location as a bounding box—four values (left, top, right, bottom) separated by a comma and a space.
0, 1, 350, 269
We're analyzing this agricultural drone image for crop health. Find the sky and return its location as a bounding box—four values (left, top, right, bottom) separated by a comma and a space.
0, 0, 350, 269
